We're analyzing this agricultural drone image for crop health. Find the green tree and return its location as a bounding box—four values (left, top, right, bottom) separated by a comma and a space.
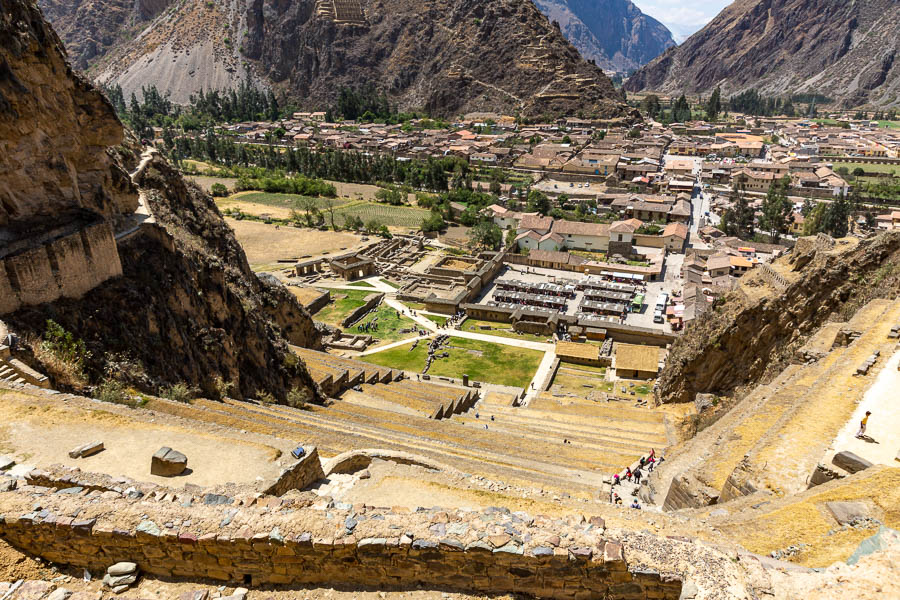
640, 94, 661, 119
758, 176, 793, 242
706, 87, 722, 121
468, 220, 503, 250
526, 190, 551, 215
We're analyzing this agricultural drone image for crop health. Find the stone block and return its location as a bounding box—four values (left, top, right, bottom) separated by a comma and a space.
107, 562, 137, 576
825, 501, 871, 525
832, 451, 873, 474
151, 447, 188, 477
68, 441, 104, 459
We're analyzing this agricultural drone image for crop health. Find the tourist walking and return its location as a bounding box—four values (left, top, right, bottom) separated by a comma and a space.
856, 411, 872, 439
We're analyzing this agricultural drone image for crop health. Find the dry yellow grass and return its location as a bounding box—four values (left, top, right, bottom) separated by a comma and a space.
225, 218, 364, 270
715, 466, 900, 567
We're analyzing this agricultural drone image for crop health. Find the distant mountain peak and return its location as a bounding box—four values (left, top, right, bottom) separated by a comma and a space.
532, 0, 676, 72
625, 0, 900, 109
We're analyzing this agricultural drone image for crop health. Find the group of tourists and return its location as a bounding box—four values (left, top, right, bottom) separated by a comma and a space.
608, 448, 663, 507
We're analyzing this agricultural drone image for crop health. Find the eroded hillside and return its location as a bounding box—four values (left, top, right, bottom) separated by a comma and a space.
658, 232, 900, 404
43, 0, 635, 119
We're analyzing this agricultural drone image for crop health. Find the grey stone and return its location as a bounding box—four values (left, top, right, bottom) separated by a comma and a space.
136, 520, 161, 536
47, 589, 72, 600
151, 447, 188, 477
0, 479, 17, 492
56, 487, 84, 495
679, 580, 699, 599
826, 501, 871, 525
832, 451, 873, 474
107, 573, 137, 587
68, 441, 104, 459
694, 393, 715, 412
107, 562, 137, 576
0, 456, 15, 471
531, 546, 553, 556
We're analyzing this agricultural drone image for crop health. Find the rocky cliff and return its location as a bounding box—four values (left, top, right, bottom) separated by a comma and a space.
42, 0, 634, 119
624, 0, 900, 109
533, 0, 674, 72
1, 0, 321, 402
657, 232, 900, 405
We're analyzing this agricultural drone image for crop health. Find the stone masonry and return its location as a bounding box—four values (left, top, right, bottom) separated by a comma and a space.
0, 483, 683, 600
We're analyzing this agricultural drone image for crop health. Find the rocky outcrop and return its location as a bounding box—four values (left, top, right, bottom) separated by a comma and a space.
624, 0, 900, 109
657, 232, 900, 404
1, 0, 322, 403
533, 0, 674, 72
46, 0, 634, 119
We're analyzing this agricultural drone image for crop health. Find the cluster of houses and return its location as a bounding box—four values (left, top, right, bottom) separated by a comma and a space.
485, 203, 689, 255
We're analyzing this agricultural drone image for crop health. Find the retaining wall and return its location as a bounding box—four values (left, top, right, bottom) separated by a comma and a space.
340, 293, 384, 328
0, 487, 683, 599
0, 222, 122, 315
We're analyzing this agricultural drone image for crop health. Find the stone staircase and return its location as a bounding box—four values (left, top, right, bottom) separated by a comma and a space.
0, 345, 49, 388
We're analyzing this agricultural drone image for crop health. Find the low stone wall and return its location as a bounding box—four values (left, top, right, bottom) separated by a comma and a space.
340, 292, 384, 328
305, 290, 331, 314
0, 222, 122, 315
0, 486, 684, 599
259, 448, 325, 496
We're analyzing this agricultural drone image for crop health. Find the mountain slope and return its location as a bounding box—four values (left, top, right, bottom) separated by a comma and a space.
624, 0, 900, 108
2, 0, 321, 402
40, 0, 634, 119
533, 0, 675, 72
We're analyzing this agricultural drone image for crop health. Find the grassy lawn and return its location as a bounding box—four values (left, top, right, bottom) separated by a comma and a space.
401, 301, 427, 311
380, 278, 401, 289
424, 314, 449, 326
346, 281, 376, 288
333, 201, 432, 230
361, 336, 543, 388
310, 289, 379, 327
312, 289, 419, 343
461, 318, 552, 343
877, 121, 900, 129
831, 162, 899, 176
550, 365, 653, 399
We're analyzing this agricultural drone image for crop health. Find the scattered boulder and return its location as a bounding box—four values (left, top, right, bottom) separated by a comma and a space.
832, 451, 873, 474
151, 447, 188, 477
826, 501, 871, 525
46, 588, 72, 600
68, 441, 104, 459
694, 393, 715, 412
0, 456, 14, 471
102, 561, 139, 592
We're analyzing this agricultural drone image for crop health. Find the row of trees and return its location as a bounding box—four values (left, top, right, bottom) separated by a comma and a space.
107, 81, 286, 140
719, 179, 856, 242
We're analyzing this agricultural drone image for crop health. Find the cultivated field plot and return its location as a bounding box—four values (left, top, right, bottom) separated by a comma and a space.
186, 175, 238, 192
333, 202, 431, 230
225, 218, 363, 270
361, 337, 543, 388
288, 286, 328, 308
830, 162, 899, 175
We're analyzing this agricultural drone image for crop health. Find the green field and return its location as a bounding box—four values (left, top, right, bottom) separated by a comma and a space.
346, 281, 376, 288
311, 289, 419, 343
424, 314, 449, 326
361, 336, 544, 388
877, 121, 900, 129
831, 162, 899, 176
333, 202, 432, 229
462, 318, 552, 343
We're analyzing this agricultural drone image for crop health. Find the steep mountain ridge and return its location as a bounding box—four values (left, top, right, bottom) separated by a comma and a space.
624, 0, 900, 108
533, 0, 675, 72
1, 0, 321, 402
39, 0, 635, 119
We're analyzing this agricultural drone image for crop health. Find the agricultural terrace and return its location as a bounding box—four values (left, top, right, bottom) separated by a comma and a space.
332, 201, 432, 231
311, 289, 420, 345
550, 364, 654, 400
360, 337, 544, 388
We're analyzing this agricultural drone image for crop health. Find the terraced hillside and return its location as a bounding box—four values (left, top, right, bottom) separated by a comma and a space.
43, 0, 635, 119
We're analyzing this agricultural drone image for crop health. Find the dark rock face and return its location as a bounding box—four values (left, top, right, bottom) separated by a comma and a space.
624, 0, 900, 108
38, 0, 171, 70
832, 451, 873, 475
2, 0, 322, 403
244, 0, 633, 119
533, 0, 675, 72
657, 232, 900, 404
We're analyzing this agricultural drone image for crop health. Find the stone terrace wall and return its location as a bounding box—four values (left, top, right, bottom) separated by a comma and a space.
0, 485, 683, 599
0, 223, 122, 316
